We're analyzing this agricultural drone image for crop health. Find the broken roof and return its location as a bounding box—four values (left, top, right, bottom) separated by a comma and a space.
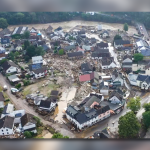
32, 66, 47, 74
67, 51, 83, 57
114, 39, 130, 45
101, 57, 115, 66
2, 104, 14, 114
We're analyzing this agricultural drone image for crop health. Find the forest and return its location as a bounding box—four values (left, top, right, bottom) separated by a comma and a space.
0, 12, 150, 29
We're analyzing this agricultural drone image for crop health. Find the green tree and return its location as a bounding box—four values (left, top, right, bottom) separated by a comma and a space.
24, 131, 32, 138
58, 49, 64, 55
127, 97, 141, 114
118, 111, 141, 138
0, 18, 8, 29
24, 40, 30, 50
123, 23, 128, 32
134, 53, 144, 62
23, 31, 30, 39
52, 133, 69, 139
14, 51, 19, 58
143, 103, 150, 112
8, 52, 15, 61
15, 13, 24, 24
114, 34, 122, 40
35, 46, 45, 56
142, 111, 150, 129
26, 45, 36, 58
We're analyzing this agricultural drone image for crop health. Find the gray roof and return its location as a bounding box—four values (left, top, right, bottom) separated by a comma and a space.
64, 45, 76, 51
84, 96, 102, 108
0, 116, 14, 129
109, 91, 123, 101
8, 74, 19, 81
101, 57, 115, 66
99, 81, 109, 90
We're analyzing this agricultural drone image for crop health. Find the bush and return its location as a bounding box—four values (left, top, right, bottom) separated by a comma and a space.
23, 80, 30, 86
5, 99, 10, 102
24, 131, 32, 138
0, 108, 4, 114
15, 83, 21, 89
25, 74, 30, 79
48, 127, 56, 134
58, 49, 64, 55
33, 116, 43, 127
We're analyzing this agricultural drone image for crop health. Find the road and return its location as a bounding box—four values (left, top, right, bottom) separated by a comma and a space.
0, 73, 75, 138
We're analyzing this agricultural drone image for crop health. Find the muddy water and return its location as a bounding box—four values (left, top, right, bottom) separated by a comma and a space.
8, 20, 137, 34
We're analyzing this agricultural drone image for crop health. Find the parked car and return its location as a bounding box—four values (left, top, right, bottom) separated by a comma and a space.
11, 88, 19, 94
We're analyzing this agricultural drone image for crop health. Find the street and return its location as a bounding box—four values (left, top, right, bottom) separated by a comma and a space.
0, 73, 75, 138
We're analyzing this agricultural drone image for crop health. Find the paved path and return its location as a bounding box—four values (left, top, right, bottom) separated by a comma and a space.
0, 73, 75, 138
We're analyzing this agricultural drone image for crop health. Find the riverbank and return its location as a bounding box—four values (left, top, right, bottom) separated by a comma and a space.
7, 20, 137, 35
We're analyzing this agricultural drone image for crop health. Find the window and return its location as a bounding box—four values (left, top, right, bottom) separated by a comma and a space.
2, 130, 3, 132
7, 132, 9, 134
6, 129, 8, 131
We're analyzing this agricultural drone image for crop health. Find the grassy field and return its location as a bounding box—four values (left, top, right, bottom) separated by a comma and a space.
22, 80, 60, 97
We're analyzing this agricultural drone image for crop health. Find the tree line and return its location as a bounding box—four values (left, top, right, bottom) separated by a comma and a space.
0, 12, 132, 29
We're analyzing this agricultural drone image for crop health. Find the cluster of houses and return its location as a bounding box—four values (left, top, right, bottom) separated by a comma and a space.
65, 91, 125, 130
1, 21, 150, 136
0, 101, 37, 136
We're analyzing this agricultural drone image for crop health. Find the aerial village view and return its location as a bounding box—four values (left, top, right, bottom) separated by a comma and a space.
0, 12, 150, 139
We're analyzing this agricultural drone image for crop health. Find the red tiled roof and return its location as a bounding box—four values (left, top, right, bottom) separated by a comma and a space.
79, 72, 94, 82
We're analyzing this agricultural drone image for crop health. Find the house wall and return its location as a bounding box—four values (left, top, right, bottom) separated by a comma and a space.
0, 127, 14, 136
100, 89, 108, 95
34, 70, 47, 79
109, 96, 121, 104
6, 66, 18, 74
0, 102, 4, 108
32, 59, 43, 64
145, 69, 150, 76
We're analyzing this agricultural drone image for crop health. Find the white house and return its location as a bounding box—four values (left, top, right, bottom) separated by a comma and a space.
136, 75, 150, 90
30, 27, 37, 33
109, 90, 124, 104
20, 113, 37, 133
32, 56, 43, 64
101, 57, 117, 69
32, 67, 47, 79
0, 116, 14, 136
101, 30, 109, 38
99, 81, 109, 95
1, 110, 25, 124
136, 40, 149, 53
0, 92, 5, 108
1, 60, 19, 74
111, 69, 124, 86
